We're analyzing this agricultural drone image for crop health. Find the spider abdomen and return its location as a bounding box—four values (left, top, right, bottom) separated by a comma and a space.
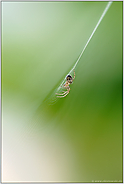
66, 75, 73, 84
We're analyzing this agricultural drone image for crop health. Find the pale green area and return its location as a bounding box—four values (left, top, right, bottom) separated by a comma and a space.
2, 1, 122, 182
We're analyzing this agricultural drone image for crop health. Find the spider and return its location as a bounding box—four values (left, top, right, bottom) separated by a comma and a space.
56, 70, 75, 98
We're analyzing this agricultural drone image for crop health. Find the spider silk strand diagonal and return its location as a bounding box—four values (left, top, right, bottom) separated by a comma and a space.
57, 1, 112, 91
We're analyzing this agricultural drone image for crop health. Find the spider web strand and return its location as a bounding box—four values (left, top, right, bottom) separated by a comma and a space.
57, 1, 112, 91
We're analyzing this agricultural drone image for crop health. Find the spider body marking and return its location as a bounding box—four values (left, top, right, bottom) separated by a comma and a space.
56, 70, 75, 98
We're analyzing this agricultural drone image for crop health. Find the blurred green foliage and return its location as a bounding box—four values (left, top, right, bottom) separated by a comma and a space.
2, 1, 122, 182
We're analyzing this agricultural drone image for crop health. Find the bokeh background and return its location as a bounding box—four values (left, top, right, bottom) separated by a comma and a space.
2, 1, 122, 182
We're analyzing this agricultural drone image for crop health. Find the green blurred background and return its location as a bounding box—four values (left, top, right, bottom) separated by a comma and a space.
2, 1, 122, 182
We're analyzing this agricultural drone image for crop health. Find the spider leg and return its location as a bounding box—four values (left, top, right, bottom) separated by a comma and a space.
56, 88, 70, 98
73, 69, 75, 81
57, 84, 69, 93
57, 90, 70, 98
61, 82, 69, 89
56, 92, 68, 98
56, 90, 68, 96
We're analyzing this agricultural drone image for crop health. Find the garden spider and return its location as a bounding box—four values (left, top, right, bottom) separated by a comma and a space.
56, 70, 75, 98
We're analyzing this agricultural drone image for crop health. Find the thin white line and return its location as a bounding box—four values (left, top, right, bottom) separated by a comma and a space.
57, 1, 113, 91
